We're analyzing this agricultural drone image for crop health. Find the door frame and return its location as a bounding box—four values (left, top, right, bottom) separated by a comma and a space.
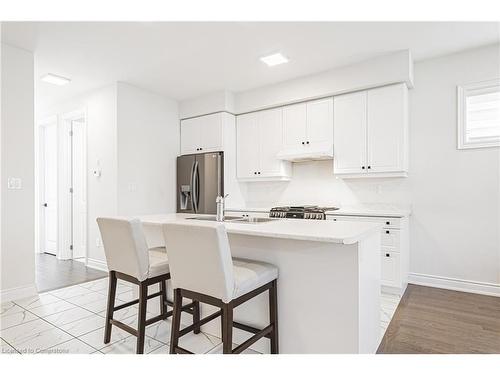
60, 109, 88, 261
37, 115, 59, 255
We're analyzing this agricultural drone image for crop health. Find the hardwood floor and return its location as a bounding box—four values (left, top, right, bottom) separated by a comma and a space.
36, 253, 107, 293
378, 284, 500, 354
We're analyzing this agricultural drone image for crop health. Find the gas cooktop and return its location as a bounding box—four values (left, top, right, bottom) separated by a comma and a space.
269, 205, 339, 220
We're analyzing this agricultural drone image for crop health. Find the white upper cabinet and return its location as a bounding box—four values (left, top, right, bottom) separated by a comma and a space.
282, 102, 307, 153
180, 113, 223, 154
333, 83, 408, 177
235, 112, 259, 179
306, 98, 334, 155
278, 97, 333, 161
367, 84, 408, 173
237, 108, 291, 181
333, 91, 367, 174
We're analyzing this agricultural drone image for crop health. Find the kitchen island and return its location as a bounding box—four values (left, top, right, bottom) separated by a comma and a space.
133, 213, 382, 354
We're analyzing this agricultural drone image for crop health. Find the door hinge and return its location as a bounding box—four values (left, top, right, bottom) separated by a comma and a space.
69, 187, 73, 193
70, 245, 73, 250
69, 130, 73, 136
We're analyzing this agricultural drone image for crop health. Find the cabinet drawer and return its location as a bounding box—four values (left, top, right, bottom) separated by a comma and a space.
327, 215, 401, 228
381, 251, 400, 288
381, 228, 400, 249
225, 211, 269, 219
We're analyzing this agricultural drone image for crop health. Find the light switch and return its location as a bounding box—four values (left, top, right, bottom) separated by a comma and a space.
7, 177, 22, 190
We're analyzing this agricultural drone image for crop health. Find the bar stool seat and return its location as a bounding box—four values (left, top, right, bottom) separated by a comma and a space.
164, 222, 279, 354
97, 218, 200, 354
232, 258, 278, 300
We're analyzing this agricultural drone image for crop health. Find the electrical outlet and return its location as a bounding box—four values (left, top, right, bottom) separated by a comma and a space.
96, 237, 101, 247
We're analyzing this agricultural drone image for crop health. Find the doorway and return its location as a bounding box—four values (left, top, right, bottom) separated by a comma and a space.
62, 111, 88, 262
38, 110, 87, 262
39, 117, 58, 255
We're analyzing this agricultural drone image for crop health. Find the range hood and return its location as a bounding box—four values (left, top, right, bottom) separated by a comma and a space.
276, 148, 334, 162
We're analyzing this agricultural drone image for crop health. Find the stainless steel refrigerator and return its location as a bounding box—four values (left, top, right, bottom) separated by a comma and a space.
177, 152, 224, 214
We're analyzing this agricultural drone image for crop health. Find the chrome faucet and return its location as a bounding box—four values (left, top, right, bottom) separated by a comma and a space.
216, 194, 229, 222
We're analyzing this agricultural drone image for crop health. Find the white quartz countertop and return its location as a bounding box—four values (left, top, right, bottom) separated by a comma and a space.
130, 213, 382, 245
226, 203, 411, 218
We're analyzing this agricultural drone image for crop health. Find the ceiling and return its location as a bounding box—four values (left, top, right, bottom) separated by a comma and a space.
2, 22, 499, 110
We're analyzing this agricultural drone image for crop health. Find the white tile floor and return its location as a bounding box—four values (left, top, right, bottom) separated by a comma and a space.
0, 277, 400, 354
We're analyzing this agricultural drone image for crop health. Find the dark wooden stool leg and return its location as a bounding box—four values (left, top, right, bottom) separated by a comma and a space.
269, 279, 279, 354
169, 288, 182, 354
193, 300, 201, 334
159, 280, 167, 317
136, 282, 148, 354
221, 302, 233, 354
104, 271, 117, 344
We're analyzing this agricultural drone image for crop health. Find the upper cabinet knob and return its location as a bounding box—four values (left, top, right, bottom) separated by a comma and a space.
367, 166, 371, 169
306, 141, 310, 144
362, 166, 365, 169
302, 141, 305, 145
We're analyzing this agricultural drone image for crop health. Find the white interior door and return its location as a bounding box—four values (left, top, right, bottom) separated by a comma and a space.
71, 118, 87, 260
42, 123, 58, 255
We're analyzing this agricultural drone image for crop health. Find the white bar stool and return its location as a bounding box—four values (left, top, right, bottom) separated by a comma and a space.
163, 222, 279, 354
97, 217, 200, 354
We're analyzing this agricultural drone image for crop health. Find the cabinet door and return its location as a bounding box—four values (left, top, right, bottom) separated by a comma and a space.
180, 117, 200, 154
258, 108, 284, 177
381, 251, 400, 288
306, 97, 333, 154
367, 84, 407, 173
200, 113, 223, 152
282, 102, 307, 153
236, 112, 259, 179
333, 92, 367, 174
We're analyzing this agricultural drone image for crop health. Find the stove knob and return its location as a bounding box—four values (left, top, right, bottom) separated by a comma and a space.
310, 213, 315, 219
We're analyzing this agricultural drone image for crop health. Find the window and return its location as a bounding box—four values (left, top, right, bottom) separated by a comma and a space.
458, 79, 500, 149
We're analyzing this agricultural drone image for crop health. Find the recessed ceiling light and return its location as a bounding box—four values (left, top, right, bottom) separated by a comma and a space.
41, 73, 71, 86
260, 53, 289, 67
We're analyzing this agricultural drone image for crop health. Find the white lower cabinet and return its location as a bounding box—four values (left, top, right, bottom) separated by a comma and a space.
381, 250, 400, 288
225, 210, 270, 219
327, 214, 409, 295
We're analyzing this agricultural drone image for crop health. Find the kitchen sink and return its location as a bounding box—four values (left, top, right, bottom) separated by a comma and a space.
185, 216, 278, 223
231, 217, 277, 224
185, 215, 242, 221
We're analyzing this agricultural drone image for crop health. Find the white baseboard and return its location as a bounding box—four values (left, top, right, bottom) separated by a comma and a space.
86, 257, 108, 272
409, 273, 500, 297
0, 283, 38, 303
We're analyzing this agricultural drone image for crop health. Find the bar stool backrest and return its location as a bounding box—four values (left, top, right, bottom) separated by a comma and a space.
97, 217, 150, 281
163, 222, 235, 303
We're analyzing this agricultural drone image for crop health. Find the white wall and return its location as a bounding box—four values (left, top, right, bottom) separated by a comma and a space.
1, 43, 36, 300
116, 82, 179, 216
409, 44, 500, 286
239, 44, 500, 289
38, 84, 118, 264
38, 82, 179, 267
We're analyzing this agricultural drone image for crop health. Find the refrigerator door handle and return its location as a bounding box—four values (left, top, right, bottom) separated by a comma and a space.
190, 161, 197, 213
192, 160, 199, 213
217, 153, 222, 197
